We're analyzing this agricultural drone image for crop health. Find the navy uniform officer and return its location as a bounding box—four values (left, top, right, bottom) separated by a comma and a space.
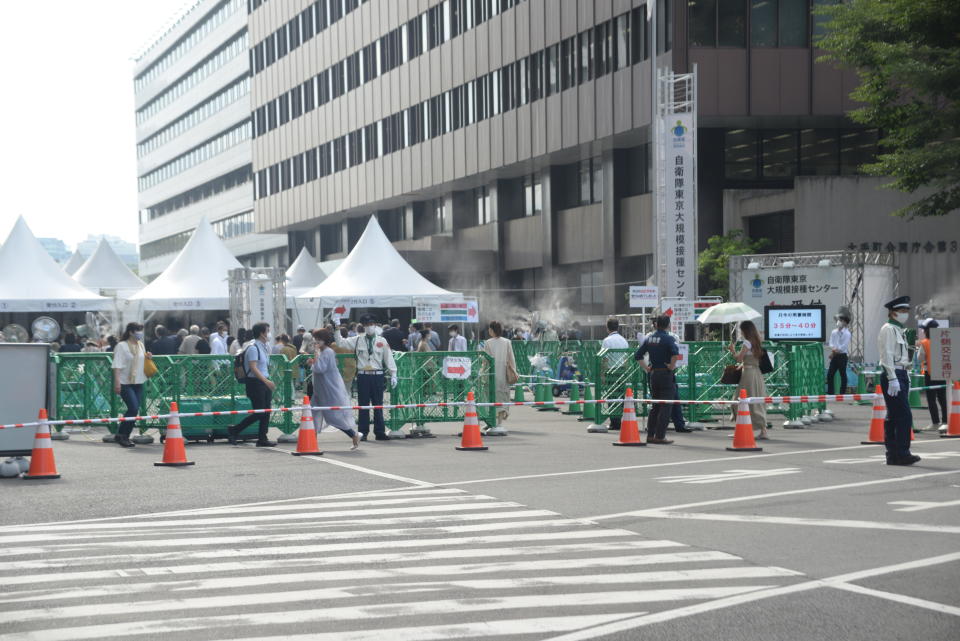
877, 296, 920, 466
344, 314, 398, 441
635, 315, 681, 445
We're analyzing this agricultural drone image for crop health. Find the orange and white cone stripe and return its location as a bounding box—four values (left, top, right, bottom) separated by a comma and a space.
23, 409, 60, 480
292, 396, 323, 456
861, 384, 886, 445
155, 402, 195, 467
612, 388, 644, 447
727, 389, 762, 452
456, 391, 488, 451
943, 381, 960, 439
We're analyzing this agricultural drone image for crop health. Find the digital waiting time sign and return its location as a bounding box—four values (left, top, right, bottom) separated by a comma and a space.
764, 305, 827, 342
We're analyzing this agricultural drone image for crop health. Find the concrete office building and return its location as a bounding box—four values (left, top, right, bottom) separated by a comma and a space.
134, 0, 287, 281
248, 0, 958, 316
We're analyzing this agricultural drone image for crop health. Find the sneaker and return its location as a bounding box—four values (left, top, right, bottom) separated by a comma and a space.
350, 434, 360, 451
648, 437, 674, 445
359, 434, 368, 442
940, 424, 949, 433
255, 440, 277, 447
921, 423, 938, 432
374, 434, 391, 441
115, 436, 135, 448
226, 428, 239, 445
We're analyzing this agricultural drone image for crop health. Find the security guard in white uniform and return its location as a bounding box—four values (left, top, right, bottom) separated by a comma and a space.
344, 314, 398, 441
877, 296, 919, 466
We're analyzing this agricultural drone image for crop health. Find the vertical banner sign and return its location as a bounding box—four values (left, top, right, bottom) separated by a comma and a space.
929, 327, 958, 381
249, 280, 274, 326
663, 113, 697, 300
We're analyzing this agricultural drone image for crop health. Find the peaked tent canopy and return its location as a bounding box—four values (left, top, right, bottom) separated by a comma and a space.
299, 216, 462, 307
129, 217, 243, 311
63, 250, 86, 275
72, 238, 146, 297
0, 217, 109, 312
285, 247, 327, 297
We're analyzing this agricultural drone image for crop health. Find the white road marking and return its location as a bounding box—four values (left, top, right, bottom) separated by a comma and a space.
830, 582, 960, 617
261, 445, 434, 486
888, 499, 960, 512
825, 451, 960, 464
656, 468, 801, 484
543, 552, 960, 641
2, 586, 776, 641
615, 510, 960, 535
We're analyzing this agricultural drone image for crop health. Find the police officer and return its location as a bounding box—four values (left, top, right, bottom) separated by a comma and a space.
635, 315, 680, 445
877, 296, 920, 466
344, 314, 398, 441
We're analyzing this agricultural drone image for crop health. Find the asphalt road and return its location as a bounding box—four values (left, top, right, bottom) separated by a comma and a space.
1, 399, 958, 641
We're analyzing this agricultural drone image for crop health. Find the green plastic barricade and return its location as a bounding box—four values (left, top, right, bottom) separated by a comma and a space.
390, 351, 496, 431
594, 348, 648, 424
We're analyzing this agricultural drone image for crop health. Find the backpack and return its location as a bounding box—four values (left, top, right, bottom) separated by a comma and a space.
234, 343, 261, 383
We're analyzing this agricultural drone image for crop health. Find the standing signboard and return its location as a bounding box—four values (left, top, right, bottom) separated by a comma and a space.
629, 286, 659, 308
929, 327, 959, 381
661, 297, 695, 326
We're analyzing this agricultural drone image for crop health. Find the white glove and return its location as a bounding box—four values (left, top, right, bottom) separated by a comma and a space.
886, 378, 901, 397
391, 376, 398, 388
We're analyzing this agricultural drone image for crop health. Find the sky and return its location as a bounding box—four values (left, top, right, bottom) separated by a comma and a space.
0, 0, 199, 249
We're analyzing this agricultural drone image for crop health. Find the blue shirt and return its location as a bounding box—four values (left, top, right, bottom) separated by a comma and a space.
244, 340, 271, 380
635, 330, 679, 369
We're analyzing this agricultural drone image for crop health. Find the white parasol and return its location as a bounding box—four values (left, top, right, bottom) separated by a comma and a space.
696, 302, 761, 325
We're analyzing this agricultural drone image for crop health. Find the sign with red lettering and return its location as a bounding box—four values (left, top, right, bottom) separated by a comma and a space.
929, 328, 958, 381
442, 357, 472, 380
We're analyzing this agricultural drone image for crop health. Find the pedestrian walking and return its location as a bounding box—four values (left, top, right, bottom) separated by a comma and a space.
343, 314, 397, 441
916, 319, 948, 432
878, 296, 919, 465
448, 324, 468, 351
636, 315, 681, 444
726, 320, 770, 440
307, 328, 360, 450
827, 311, 851, 394
482, 320, 517, 431
226, 322, 277, 447
111, 322, 151, 448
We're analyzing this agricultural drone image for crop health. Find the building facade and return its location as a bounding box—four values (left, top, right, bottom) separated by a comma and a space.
246, 0, 957, 316
134, 0, 287, 281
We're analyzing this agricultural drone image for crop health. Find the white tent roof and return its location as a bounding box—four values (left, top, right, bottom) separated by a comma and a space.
72, 238, 145, 297
129, 217, 242, 311
63, 250, 86, 275
285, 247, 327, 297
0, 217, 110, 312
298, 216, 462, 307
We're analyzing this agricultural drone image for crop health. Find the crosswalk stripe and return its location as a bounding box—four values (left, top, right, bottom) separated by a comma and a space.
3, 586, 776, 640
158, 491, 481, 516
2, 544, 722, 588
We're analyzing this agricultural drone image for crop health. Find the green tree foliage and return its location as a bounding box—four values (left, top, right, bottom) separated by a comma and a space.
698, 230, 769, 299
815, 0, 960, 218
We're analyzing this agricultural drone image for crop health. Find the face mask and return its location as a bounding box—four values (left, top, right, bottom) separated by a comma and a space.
836, 321, 844, 329
315, 340, 325, 349
449, 331, 457, 338
134, 331, 144, 341
266, 332, 274, 342
894, 312, 909, 324
365, 326, 377, 336
220, 331, 227, 338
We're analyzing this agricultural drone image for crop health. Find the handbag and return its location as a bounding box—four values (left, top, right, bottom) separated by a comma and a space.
759, 349, 774, 374
720, 364, 742, 385
143, 356, 158, 379
505, 358, 519, 385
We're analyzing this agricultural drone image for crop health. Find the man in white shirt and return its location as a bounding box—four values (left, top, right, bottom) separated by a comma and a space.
826, 312, 852, 394
877, 296, 918, 466
447, 324, 468, 351
599, 318, 630, 432
210, 322, 229, 355
343, 314, 398, 441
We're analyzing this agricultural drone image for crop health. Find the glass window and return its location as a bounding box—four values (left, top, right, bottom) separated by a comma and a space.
840, 129, 878, 175
751, 0, 777, 47
631, 6, 647, 63
615, 13, 631, 69
591, 157, 603, 204
688, 0, 717, 47
579, 160, 592, 205
812, 0, 841, 39
779, 0, 808, 46
560, 37, 576, 90
724, 129, 758, 179
529, 51, 543, 100
546, 44, 559, 95
761, 130, 798, 178
800, 129, 839, 175
579, 30, 593, 83
718, 0, 746, 46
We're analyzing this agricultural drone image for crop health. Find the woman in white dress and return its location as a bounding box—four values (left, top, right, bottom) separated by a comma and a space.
482, 320, 517, 428
307, 328, 360, 450
726, 320, 769, 439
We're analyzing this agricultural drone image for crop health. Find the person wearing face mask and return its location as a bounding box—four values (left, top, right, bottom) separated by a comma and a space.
343, 314, 398, 441
226, 322, 277, 447
306, 328, 360, 450
448, 324, 468, 351
210, 321, 229, 355
878, 296, 920, 466
111, 322, 153, 448
826, 311, 852, 394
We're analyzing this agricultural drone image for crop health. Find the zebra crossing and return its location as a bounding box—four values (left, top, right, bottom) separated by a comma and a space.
0, 487, 803, 640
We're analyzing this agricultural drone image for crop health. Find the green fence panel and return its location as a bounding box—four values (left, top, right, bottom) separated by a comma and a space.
390, 351, 496, 429
52, 354, 118, 432
594, 348, 648, 422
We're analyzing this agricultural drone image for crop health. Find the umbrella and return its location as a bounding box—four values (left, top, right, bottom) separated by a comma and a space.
696, 302, 761, 325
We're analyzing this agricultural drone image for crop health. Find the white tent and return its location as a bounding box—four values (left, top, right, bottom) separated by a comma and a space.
298, 216, 463, 307
0, 217, 110, 312
129, 217, 242, 311
72, 238, 146, 298
62, 250, 86, 275
285, 247, 327, 297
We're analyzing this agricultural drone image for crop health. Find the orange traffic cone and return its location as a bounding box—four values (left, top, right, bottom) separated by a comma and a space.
23, 409, 60, 480
943, 381, 960, 439
155, 402, 195, 467
861, 385, 886, 445
292, 396, 323, 456
456, 391, 488, 451
613, 388, 645, 447
727, 389, 762, 452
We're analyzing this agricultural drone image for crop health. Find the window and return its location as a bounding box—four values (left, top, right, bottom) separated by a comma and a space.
689, 0, 717, 47
292, 153, 305, 186
545, 44, 559, 95
578, 158, 602, 205
305, 147, 318, 180
718, 0, 747, 46
427, 3, 445, 49
631, 6, 648, 64
317, 69, 330, 105
331, 62, 345, 98
529, 51, 544, 100
303, 77, 316, 112
614, 14, 631, 70
278, 93, 290, 125
724, 129, 758, 179
407, 15, 424, 58
346, 53, 361, 90
761, 130, 798, 178
748, 211, 795, 253
288, 16, 301, 50
779, 0, 808, 46
432, 198, 447, 233
138, 122, 251, 191
840, 129, 879, 175
347, 130, 363, 167
751, 0, 777, 47
560, 37, 576, 90
276, 25, 288, 58
523, 174, 542, 216
268, 165, 280, 195
281, 159, 292, 190
580, 271, 602, 305
800, 128, 839, 175
364, 123, 379, 161
474, 186, 492, 225
408, 103, 425, 145
291, 85, 303, 119
333, 137, 347, 172
362, 42, 379, 82
318, 143, 332, 177
578, 29, 593, 83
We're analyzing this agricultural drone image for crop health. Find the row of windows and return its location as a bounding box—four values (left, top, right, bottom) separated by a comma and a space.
135, 0, 245, 94
688, 0, 818, 49
138, 76, 249, 158
523, 175, 542, 217
138, 121, 251, 192
251, 1, 526, 135
578, 158, 604, 206
144, 166, 251, 222
141, 210, 255, 261
724, 128, 879, 180
254, 5, 649, 144
137, 31, 248, 125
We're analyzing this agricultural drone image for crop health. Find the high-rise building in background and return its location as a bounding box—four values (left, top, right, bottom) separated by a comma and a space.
38, 238, 71, 264
75, 235, 140, 270
133, 0, 286, 281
